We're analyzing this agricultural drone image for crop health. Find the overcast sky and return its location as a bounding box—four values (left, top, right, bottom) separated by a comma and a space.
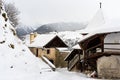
4, 0, 120, 25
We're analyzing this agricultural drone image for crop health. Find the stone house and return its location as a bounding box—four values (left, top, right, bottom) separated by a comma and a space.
28, 33, 68, 68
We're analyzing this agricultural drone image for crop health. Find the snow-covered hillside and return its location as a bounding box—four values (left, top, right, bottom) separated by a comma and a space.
35, 22, 86, 34
0, 3, 52, 79
16, 24, 40, 36
16, 22, 86, 38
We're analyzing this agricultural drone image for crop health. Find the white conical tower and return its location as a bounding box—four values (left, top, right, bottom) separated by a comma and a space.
86, 2, 105, 29
80, 2, 105, 34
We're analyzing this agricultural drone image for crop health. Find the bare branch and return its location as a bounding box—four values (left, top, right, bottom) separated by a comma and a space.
4, 3, 20, 27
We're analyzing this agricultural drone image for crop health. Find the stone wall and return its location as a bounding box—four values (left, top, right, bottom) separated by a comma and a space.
59, 52, 68, 68
29, 47, 68, 68
97, 55, 120, 79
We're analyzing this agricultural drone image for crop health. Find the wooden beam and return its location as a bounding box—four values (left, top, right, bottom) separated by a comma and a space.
79, 35, 98, 50
104, 51, 120, 55
104, 43, 120, 45
86, 43, 102, 52
82, 50, 86, 72
100, 35, 105, 52
104, 48, 120, 50
82, 51, 120, 60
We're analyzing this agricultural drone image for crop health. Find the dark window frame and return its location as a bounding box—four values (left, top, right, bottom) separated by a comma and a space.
47, 49, 50, 54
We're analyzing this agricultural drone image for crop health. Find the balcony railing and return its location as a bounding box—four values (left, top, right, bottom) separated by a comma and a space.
68, 54, 79, 70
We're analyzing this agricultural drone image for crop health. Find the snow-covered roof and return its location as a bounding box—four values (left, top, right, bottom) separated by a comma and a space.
78, 33, 96, 43
29, 33, 68, 48
93, 20, 120, 34
72, 44, 81, 49
78, 8, 120, 43
29, 34, 56, 47
79, 8, 105, 34
87, 8, 105, 30
56, 48, 69, 52
79, 19, 120, 43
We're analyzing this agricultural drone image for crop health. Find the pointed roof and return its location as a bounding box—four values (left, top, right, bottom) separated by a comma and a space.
87, 9, 105, 29
29, 34, 68, 48
78, 20, 120, 43
79, 8, 105, 34
72, 44, 81, 49
31, 34, 55, 47
93, 20, 120, 34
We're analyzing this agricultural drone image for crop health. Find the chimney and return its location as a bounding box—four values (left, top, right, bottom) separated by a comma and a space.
100, 2, 102, 8
34, 32, 38, 37
30, 32, 37, 44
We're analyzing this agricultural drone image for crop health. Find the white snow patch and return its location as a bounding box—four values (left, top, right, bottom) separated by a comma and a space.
72, 44, 81, 49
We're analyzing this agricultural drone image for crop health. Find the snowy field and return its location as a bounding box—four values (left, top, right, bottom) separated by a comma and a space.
0, 68, 97, 80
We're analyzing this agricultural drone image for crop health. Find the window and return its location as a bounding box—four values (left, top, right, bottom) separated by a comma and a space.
36, 48, 39, 57
47, 49, 50, 54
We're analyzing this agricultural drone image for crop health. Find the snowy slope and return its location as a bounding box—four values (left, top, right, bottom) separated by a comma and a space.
0, 3, 51, 79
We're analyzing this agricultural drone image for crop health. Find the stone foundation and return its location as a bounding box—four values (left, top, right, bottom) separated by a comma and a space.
97, 55, 120, 79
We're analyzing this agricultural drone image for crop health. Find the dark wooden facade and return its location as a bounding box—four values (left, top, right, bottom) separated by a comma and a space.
79, 33, 120, 71
65, 32, 120, 72
78, 34, 106, 71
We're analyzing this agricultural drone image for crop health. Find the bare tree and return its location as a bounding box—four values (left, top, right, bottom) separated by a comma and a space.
0, 0, 3, 11
0, 0, 2, 5
4, 3, 20, 27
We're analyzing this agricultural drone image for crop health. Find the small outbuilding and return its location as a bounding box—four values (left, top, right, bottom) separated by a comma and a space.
28, 33, 68, 68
